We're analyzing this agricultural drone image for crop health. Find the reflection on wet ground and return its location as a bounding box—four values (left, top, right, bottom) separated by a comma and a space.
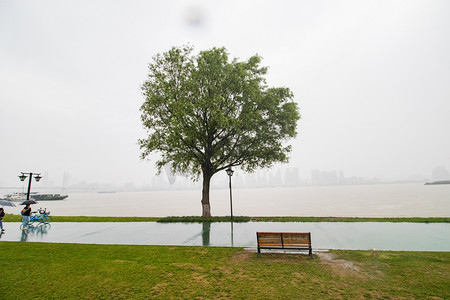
0, 223, 52, 242
19, 223, 52, 242
0, 222, 449, 251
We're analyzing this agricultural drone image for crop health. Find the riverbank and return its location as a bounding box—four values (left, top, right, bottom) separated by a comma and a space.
1, 242, 448, 299
3, 215, 450, 223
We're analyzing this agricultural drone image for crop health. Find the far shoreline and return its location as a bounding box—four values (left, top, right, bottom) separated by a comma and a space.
3, 215, 450, 223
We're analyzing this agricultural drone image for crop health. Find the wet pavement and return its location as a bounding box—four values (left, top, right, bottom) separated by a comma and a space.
1, 222, 449, 251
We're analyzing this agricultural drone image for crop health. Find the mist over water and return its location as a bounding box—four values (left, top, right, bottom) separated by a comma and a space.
5, 183, 448, 218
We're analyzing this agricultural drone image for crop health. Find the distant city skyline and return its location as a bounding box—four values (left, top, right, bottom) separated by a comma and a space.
1, 165, 446, 194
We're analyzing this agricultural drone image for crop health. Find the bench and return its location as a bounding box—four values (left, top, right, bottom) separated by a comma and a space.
256, 232, 313, 258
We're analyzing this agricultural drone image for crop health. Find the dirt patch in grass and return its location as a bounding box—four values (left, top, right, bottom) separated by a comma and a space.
195, 249, 374, 282
190, 272, 209, 285
316, 252, 368, 278
113, 259, 133, 264
231, 249, 254, 263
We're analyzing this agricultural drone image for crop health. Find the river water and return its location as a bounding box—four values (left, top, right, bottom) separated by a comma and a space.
4, 183, 449, 217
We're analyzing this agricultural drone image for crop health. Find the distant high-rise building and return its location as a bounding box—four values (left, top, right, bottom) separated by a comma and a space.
310, 169, 339, 185
432, 166, 450, 181
62, 172, 70, 193
268, 169, 282, 186
285, 168, 299, 186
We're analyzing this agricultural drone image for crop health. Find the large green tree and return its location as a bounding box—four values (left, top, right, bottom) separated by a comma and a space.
139, 46, 300, 217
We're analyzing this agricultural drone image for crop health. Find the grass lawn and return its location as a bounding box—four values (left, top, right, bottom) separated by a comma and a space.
3, 214, 449, 223
1, 242, 449, 299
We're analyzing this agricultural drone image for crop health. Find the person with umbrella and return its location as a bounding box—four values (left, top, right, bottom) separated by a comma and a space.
0, 207, 5, 232
0, 200, 15, 232
21, 204, 32, 230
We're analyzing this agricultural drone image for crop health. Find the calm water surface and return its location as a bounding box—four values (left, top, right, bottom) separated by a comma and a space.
3, 183, 450, 217
1, 222, 449, 251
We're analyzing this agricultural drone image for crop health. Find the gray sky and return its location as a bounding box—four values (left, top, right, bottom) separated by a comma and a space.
1, 0, 449, 187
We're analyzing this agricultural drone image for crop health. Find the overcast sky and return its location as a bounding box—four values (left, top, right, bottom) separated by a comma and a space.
1, 0, 449, 187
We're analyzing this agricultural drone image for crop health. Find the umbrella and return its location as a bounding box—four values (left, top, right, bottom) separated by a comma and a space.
20, 200, 38, 205
0, 200, 16, 207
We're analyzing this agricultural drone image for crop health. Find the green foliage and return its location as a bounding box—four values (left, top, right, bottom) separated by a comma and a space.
157, 216, 251, 223
1, 243, 449, 299
139, 45, 300, 179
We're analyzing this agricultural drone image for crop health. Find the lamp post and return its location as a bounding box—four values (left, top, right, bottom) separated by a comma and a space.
18, 172, 42, 200
226, 167, 234, 221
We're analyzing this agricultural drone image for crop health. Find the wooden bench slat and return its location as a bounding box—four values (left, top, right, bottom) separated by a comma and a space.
257, 232, 313, 258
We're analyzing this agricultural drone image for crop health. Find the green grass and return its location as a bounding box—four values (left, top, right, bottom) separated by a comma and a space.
157, 216, 251, 223
249, 216, 450, 223
158, 216, 450, 223
3, 215, 160, 222
3, 214, 449, 223
0, 242, 449, 299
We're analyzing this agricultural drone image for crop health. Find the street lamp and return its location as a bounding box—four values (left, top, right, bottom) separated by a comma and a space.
226, 167, 234, 221
18, 172, 42, 200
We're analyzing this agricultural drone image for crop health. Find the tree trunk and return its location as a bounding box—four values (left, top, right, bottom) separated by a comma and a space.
201, 170, 212, 218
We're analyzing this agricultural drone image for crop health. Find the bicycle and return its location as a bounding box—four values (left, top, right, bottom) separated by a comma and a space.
21, 208, 52, 228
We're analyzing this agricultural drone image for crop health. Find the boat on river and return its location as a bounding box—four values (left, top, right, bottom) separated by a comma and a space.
0, 192, 27, 201
0, 192, 68, 201
424, 180, 450, 185
31, 193, 69, 200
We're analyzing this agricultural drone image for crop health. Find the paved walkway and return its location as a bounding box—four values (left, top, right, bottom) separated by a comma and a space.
1, 222, 449, 251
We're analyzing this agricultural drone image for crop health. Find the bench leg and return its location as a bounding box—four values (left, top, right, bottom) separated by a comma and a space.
257, 246, 261, 257
309, 247, 313, 259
